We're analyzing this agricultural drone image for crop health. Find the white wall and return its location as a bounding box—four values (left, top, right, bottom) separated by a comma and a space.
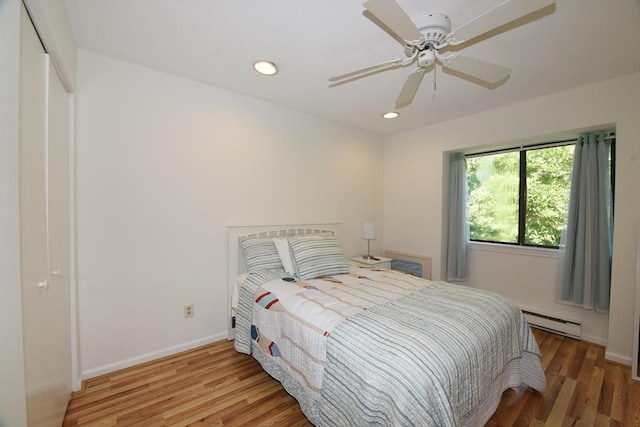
0, 1, 29, 425
75, 50, 384, 377
384, 73, 640, 363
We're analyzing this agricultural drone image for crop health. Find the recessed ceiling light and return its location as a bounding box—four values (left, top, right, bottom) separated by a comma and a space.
382, 111, 399, 119
253, 61, 277, 76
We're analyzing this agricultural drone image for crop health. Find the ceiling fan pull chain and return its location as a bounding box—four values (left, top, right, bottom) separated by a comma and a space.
432, 62, 437, 103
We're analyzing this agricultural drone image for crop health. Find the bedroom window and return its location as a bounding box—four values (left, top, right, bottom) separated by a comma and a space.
466, 142, 578, 248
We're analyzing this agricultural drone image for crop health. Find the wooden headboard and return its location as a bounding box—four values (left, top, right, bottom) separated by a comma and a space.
225, 223, 340, 339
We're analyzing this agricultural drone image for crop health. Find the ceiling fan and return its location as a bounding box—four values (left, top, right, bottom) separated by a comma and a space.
330, 0, 555, 109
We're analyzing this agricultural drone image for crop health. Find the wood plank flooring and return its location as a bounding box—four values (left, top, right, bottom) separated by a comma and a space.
63, 329, 640, 426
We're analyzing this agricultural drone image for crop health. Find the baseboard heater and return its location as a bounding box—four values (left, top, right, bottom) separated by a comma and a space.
521, 309, 581, 340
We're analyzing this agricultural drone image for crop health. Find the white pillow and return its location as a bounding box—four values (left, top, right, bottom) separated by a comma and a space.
273, 237, 296, 275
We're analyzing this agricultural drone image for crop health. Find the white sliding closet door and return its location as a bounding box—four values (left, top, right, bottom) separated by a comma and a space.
19, 4, 71, 426
43, 48, 72, 422
19, 6, 52, 423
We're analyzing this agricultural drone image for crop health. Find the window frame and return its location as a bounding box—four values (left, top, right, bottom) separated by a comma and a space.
465, 136, 615, 249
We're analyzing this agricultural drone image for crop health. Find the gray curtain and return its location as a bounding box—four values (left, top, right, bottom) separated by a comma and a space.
445, 153, 469, 281
558, 132, 613, 312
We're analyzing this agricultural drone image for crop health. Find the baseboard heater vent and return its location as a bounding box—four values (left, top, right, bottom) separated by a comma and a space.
521, 309, 581, 340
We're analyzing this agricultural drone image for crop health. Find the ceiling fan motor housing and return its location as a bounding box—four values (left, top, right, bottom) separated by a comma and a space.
416, 13, 451, 46
404, 13, 451, 57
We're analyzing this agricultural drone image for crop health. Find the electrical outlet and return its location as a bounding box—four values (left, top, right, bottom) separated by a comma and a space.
184, 304, 194, 318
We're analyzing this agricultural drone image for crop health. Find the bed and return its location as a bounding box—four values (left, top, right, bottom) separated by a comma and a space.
227, 224, 546, 426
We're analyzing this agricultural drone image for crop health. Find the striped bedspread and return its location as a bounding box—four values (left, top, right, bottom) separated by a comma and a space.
319, 282, 543, 426
234, 267, 426, 401
234, 267, 545, 426
234, 269, 289, 356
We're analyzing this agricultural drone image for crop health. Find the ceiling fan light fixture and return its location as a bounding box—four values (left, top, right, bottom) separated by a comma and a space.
418, 50, 436, 68
253, 61, 277, 76
382, 111, 399, 119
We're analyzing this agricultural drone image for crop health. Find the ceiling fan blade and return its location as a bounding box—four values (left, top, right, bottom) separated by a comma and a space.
330, 58, 404, 83
363, 0, 423, 42
447, 0, 555, 45
441, 54, 510, 84
395, 68, 426, 109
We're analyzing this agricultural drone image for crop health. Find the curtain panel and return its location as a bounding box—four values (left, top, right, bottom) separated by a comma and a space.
557, 132, 613, 312
445, 153, 469, 281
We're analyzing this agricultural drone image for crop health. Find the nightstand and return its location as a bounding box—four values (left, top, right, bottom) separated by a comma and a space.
350, 256, 392, 270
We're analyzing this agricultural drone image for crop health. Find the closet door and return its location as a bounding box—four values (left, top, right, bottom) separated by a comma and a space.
20, 4, 51, 423
19, 4, 71, 426
43, 52, 72, 421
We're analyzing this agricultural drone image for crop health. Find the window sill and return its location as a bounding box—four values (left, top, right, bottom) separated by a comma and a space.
469, 241, 559, 259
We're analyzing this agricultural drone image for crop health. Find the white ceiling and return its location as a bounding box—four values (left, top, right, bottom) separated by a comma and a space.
65, 0, 640, 136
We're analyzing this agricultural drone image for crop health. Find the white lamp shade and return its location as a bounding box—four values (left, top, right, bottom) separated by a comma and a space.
361, 222, 376, 240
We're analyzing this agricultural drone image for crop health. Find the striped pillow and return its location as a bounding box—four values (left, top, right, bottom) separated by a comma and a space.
240, 237, 283, 272
289, 234, 349, 280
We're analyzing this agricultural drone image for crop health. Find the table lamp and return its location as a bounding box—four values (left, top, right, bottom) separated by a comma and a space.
361, 222, 376, 260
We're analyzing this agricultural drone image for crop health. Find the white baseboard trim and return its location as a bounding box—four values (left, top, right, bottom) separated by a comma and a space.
581, 334, 607, 347
605, 350, 632, 367
579, 335, 631, 367
81, 333, 227, 380
72, 374, 83, 392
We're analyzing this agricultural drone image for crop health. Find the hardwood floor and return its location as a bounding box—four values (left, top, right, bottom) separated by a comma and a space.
63, 329, 640, 426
